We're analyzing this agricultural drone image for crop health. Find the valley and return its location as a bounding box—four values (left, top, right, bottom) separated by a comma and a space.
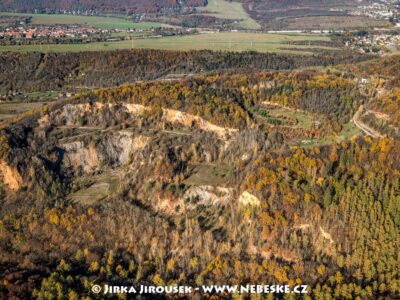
0, 28, 337, 54
1, 0, 399, 55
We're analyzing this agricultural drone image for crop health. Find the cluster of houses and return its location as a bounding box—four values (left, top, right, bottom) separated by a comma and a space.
0, 21, 197, 43
0, 24, 117, 40
345, 31, 400, 55
349, 3, 397, 20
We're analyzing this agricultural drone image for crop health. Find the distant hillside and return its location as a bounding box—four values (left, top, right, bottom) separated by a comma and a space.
0, 49, 372, 93
246, 0, 362, 10
0, 0, 206, 14
244, 0, 366, 15
243, 0, 383, 29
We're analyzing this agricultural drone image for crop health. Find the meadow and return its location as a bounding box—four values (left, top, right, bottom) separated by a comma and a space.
283, 15, 391, 30
298, 122, 361, 148
0, 101, 46, 123
0, 12, 163, 30
197, 0, 260, 30
0, 32, 336, 54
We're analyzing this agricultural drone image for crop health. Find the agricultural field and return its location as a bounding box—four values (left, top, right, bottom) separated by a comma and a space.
0, 91, 59, 124
24, 91, 59, 101
0, 101, 45, 123
244, 0, 395, 31
197, 0, 260, 30
277, 16, 391, 31
0, 12, 164, 30
0, 32, 337, 54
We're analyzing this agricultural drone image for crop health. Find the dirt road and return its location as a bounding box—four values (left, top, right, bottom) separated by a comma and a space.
352, 105, 382, 138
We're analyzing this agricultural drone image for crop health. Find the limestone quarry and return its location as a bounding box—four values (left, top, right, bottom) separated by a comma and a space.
0, 99, 261, 215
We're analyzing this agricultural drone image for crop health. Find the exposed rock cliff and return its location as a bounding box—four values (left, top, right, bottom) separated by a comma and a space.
0, 160, 22, 191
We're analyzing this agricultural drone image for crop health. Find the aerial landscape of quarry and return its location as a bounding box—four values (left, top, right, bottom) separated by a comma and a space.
0, 0, 399, 299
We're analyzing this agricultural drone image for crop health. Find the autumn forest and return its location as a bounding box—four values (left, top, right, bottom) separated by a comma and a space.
0, 49, 399, 300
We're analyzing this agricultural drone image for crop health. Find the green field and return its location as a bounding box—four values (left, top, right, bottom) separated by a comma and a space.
0, 12, 164, 30
0, 32, 335, 54
298, 122, 361, 148
198, 0, 260, 30
25, 91, 59, 101
255, 105, 319, 129
282, 15, 391, 30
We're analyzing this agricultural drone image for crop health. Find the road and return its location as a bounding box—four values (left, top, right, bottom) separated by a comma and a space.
352, 105, 383, 138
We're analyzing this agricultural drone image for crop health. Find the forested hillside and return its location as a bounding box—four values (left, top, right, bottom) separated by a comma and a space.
0, 49, 372, 93
0, 0, 206, 14
0, 50, 399, 299
242, 0, 389, 30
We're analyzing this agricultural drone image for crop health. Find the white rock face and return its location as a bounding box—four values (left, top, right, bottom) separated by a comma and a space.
238, 191, 260, 206
61, 132, 149, 174
184, 185, 233, 206
0, 160, 22, 191
62, 141, 100, 174
42, 102, 238, 138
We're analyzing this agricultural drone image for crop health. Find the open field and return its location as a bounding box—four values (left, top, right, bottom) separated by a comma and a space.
198, 0, 260, 30
281, 16, 391, 30
67, 170, 121, 205
0, 32, 336, 54
184, 163, 232, 186
0, 12, 164, 30
256, 104, 319, 129
24, 91, 59, 101
0, 101, 45, 123
0, 92, 59, 124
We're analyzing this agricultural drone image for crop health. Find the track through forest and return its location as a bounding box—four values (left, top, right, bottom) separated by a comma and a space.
352, 105, 383, 138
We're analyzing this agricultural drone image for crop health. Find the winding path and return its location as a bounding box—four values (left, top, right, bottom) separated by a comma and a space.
352, 105, 383, 138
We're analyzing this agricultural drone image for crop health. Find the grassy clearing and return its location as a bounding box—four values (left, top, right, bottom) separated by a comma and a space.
298, 122, 361, 148
25, 91, 59, 101
0, 91, 58, 123
184, 163, 232, 186
0, 32, 335, 54
255, 104, 322, 129
197, 0, 260, 30
0, 102, 45, 123
68, 170, 121, 205
256, 103, 361, 148
0, 12, 163, 30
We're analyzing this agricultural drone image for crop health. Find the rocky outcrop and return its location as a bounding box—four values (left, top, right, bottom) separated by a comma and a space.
61, 131, 150, 175
238, 191, 260, 206
42, 102, 237, 138
184, 185, 233, 206
62, 141, 100, 174
0, 160, 22, 191
155, 185, 234, 214
160, 108, 237, 138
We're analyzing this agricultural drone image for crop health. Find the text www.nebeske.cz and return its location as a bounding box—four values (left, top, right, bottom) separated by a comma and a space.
93, 284, 308, 294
